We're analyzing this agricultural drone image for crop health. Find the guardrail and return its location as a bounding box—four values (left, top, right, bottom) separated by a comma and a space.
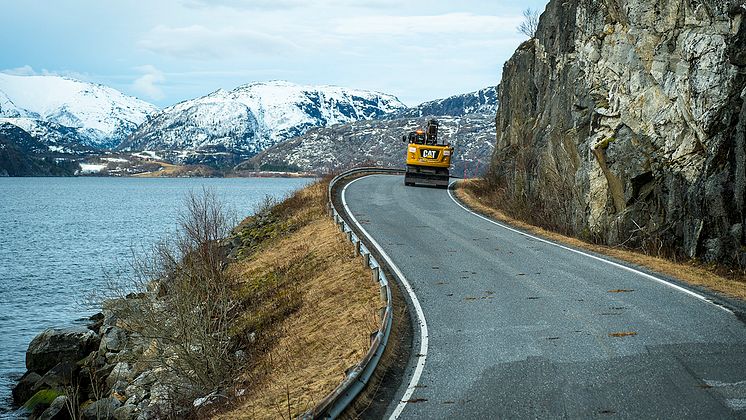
302, 167, 404, 419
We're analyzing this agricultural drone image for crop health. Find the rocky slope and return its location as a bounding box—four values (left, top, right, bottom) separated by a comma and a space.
489, 0, 746, 266
390, 86, 497, 118
121, 81, 406, 159
0, 123, 81, 176
246, 87, 498, 175
0, 74, 157, 148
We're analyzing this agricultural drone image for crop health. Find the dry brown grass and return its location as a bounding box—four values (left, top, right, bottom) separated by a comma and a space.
215, 182, 381, 419
134, 162, 220, 177
456, 180, 746, 301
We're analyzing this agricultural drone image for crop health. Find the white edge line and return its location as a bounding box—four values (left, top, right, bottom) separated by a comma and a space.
447, 181, 734, 315
342, 176, 429, 419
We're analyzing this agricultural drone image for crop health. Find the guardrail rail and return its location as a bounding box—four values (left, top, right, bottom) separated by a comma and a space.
302, 167, 404, 419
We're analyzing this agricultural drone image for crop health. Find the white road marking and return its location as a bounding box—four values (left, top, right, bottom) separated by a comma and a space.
342, 176, 429, 420
447, 181, 734, 315
704, 379, 746, 387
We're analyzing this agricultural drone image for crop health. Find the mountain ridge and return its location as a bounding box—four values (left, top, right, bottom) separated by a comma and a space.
121, 80, 407, 156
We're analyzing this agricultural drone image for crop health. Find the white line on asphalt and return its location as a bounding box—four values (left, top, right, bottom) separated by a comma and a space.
342, 176, 430, 419
447, 181, 734, 315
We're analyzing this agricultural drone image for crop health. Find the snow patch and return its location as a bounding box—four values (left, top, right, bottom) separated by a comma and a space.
79, 163, 107, 173
132, 150, 163, 160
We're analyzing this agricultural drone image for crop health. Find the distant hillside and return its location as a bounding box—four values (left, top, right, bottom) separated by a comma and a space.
390, 86, 497, 118
243, 87, 497, 176
0, 123, 80, 176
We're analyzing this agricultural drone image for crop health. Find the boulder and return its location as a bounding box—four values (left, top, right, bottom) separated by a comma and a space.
23, 389, 63, 418
100, 326, 127, 353
12, 371, 41, 406
34, 362, 77, 391
88, 313, 105, 333
81, 397, 121, 420
112, 404, 137, 420
26, 328, 100, 374
38, 395, 70, 420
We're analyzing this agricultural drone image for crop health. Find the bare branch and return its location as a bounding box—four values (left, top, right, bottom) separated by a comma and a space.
518, 8, 540, 38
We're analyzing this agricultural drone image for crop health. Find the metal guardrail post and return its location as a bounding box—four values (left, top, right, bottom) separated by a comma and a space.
379, 285, 387, 302
371, 266, 379, 284
354, 240, 361, 257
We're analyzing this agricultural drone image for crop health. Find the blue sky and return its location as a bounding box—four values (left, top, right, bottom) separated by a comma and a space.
0, 0, 550, 108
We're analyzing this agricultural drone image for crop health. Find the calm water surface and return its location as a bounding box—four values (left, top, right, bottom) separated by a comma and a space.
0, 177, 312, 416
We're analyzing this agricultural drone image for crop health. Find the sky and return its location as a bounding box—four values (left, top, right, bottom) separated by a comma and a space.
0, 0, 550, 108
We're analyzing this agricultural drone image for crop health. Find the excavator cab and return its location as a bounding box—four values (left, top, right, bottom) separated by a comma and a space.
403, 119, 453, 188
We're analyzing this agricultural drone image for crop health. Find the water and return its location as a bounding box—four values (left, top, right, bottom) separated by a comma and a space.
0, 177, 312, 416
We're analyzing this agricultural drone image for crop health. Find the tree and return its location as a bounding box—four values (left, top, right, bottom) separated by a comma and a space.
518, 8, 540, 38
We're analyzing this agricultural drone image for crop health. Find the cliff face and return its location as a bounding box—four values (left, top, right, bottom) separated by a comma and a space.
490, 0, 746, 266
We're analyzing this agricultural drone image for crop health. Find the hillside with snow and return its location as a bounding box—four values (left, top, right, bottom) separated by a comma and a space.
121, 81, 406, 156
244, 87, 499, 175
0, 73, 157, 148
391, 86, 497, 119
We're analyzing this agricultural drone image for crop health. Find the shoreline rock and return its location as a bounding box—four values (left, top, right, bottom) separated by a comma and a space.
11, 294, 193, 420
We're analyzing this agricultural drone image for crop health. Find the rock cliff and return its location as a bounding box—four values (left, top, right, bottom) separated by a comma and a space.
490, 0, 746, 266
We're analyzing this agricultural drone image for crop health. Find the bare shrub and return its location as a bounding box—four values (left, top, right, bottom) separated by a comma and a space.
518, 8, 540, 38
118, 188, 243, 400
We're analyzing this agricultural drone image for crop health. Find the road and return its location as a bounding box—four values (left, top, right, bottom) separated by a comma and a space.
343, 174, 746, 419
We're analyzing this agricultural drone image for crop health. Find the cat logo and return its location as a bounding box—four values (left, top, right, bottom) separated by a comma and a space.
421, 149, 439, 159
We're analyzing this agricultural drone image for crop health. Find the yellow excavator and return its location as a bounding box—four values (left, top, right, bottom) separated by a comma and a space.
403, 119, 453, 188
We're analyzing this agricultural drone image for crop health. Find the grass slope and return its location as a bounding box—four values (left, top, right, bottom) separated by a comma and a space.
216, 180, 380, 419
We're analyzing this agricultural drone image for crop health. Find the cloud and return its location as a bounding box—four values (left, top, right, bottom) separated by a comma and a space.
132, 65, 165, 100
1, 65, 37, 76
138, 25, 298, 60
334, 12, 522, 36
181, 0, 397, 10
1, 65, 91, 81
181, 0, 305, 10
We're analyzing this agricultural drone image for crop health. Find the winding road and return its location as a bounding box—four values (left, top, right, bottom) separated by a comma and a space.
343, 174, 746, 419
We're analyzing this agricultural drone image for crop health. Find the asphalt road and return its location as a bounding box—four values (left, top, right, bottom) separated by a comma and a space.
343, 174, 746, 419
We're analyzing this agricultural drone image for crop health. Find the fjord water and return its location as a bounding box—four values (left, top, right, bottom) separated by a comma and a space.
0, 177, 312, 415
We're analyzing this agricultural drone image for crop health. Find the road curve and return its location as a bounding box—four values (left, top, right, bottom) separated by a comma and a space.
343, 174, 746, 419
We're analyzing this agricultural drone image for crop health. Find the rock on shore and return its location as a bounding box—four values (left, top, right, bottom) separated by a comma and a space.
11, 294, 197, 420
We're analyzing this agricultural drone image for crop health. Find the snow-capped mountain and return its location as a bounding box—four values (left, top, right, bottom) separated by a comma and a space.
121, 80, 406, 155
0, 73, 158, 148
243, 86, 499, 175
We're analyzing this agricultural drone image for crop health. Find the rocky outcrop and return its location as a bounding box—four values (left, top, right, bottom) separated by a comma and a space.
490, 0, 746, 265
